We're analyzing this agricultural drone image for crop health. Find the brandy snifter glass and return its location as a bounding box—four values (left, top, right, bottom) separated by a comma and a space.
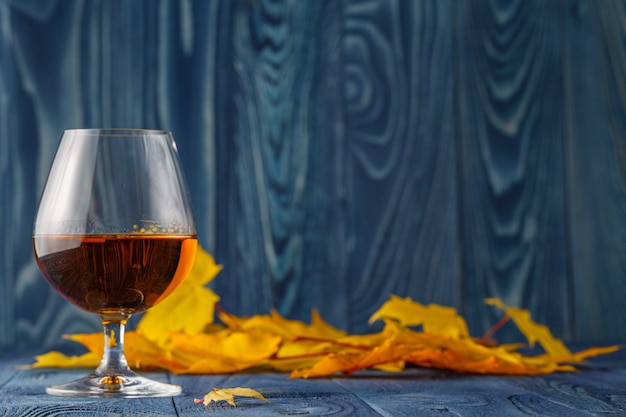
33, 128, 197, 397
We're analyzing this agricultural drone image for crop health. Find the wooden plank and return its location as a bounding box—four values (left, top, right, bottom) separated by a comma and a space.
4, 0, 226, 347
337, 373, 534, 417
0, 370, 177, 416
212, 0, 352, 329
0, 350, 24, 388
172, 373, 383, 416
1, 349, 626, 416
502, 372, 626, 415
3, 0, 626, 351
2, 1, 152, 346
149, 0, 223, 254
561, 0, 626, 343
342, 0, 460, 332
1, 0, 103, 349
456, 0, 571, 340
0, 351, 177, 416
0, 2, 18, 348
335, 362, 626, 417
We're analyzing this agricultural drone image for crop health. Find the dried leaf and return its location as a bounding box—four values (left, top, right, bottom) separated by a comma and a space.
290, 351, 361, 378
289, 298, 620, 378
194, 387, 268, 407
26, 351, 100, 369
61, 331, 166, 371
568, 345, 622, 362
169, 331, 281, 374
64, 333, 104, 357
29, 245, 620, 381
137, 246, 222, 343
232, 309, 346, 341
369, 295, 469, 339
485, 298, 571, 358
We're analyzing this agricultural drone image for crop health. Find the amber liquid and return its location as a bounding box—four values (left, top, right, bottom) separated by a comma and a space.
33, 235, 197, 315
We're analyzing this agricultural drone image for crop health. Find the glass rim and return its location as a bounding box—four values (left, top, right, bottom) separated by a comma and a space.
64, 128, 172, 137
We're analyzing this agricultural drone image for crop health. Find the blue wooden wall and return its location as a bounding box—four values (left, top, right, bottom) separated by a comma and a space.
1, 0, 625, 349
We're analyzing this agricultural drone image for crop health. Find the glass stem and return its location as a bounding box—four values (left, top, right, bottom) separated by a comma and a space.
95, 314, 133, 377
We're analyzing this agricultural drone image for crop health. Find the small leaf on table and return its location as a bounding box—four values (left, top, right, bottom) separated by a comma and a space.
194, 387, 268, 407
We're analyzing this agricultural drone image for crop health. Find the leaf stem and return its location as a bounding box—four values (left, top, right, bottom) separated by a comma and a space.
479, 314, 511, 345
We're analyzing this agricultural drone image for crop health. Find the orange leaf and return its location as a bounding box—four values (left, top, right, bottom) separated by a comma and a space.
290, 351, 363, 378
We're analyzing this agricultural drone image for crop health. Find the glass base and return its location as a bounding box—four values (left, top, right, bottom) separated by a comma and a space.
46, 371, 181, 398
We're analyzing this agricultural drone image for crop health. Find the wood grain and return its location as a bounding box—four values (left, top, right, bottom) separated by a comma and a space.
1, 0, 626, 349
172, 373, 384, 416
562, 0, 626, 343
0, 367, 176, 416
456, 0, 571, 340
343, 0, 460, 332
212, 0, 353, 330
1, 0, 100, 348
0, 3, 18, 347
2, 348, 625, 416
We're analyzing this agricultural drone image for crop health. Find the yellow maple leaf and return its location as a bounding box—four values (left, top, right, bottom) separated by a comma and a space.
568, 345, 622, 362
369, 295, 469, 339
26, 351, 100, 369
169, 331, 281, 374
194, 387, 268, 407
60, 331, 167, 371
137, 246, 222, 344
235, 309, 346, 341
64, 333, 104, 357
485, 298, 571, 358
124, 332, 170, 370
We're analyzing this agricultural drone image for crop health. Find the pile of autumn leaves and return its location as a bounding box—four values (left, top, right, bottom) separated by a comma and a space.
31, 247, 619, 377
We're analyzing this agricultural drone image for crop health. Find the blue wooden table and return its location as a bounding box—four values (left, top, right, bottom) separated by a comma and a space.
1, 347, 625, 416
